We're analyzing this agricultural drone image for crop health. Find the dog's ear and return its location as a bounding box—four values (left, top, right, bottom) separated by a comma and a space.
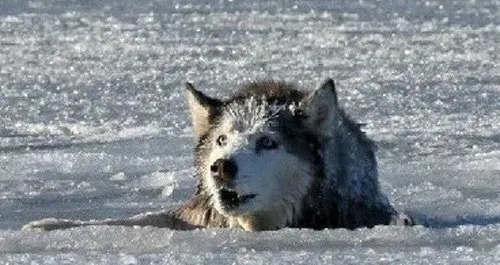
300, 78, 339, 139
184, 83, 223, 137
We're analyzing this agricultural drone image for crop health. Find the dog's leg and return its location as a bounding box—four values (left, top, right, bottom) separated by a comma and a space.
22, 195, 223, 231
22, 217, 89, 231
22, 211, 198, 231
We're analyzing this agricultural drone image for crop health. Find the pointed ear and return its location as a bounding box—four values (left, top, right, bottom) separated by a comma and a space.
184, 83, 223, 137
300, 78, 339, 139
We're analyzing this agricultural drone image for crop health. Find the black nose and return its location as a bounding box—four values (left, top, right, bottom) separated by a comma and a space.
210, 159, 237, 183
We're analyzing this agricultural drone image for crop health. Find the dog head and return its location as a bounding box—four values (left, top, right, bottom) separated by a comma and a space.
184, 79, 339, 230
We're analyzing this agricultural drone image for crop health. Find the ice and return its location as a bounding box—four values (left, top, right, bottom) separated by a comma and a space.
1, 0, 500, 263
1, 225, 500, 264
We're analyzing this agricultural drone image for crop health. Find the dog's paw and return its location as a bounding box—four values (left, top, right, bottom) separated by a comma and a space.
22, 218, 81, 231
390, 213, 416, 226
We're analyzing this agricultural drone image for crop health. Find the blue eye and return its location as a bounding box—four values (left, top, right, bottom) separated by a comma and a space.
257, 136, 278, 150
216, 135, 227, 146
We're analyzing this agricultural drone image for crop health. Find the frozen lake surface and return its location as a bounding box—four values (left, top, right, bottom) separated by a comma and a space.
1, 0, 499, 264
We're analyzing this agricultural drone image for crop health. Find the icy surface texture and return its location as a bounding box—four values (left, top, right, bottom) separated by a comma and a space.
1, 0, 499, 263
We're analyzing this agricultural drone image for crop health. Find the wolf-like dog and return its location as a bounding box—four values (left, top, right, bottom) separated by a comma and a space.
23, 79, 412, 232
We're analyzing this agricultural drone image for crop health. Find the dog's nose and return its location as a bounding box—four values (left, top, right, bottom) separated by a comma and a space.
210, 159, 237, 183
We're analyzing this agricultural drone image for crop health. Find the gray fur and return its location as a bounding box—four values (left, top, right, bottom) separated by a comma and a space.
23, 79, 412, 232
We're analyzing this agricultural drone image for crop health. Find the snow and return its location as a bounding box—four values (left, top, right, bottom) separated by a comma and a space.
1, 0, 499, 263
2, 225, 500, 264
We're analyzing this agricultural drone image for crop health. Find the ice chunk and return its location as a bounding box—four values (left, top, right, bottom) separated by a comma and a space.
110, 172, 127, 181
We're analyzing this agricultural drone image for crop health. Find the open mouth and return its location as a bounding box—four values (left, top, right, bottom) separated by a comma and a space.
218, 188, 256, 209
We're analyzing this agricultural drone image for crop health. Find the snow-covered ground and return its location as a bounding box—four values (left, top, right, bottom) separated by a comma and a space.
1, 0, 499, 263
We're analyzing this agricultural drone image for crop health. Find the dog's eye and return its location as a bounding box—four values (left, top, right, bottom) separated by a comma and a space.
216, 135, 227, 146
257, 136, 278, 150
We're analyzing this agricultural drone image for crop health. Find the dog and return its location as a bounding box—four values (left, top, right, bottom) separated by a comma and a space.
23, 78, 412, 232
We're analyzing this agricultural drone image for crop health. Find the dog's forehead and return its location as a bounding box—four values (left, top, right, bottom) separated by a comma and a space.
220, 97, 294, 134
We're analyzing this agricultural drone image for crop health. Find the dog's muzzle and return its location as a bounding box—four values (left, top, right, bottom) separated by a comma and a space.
210, 158, 256, 210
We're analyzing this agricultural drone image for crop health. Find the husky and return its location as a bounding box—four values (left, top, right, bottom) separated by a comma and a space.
23, 78, 412, 232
